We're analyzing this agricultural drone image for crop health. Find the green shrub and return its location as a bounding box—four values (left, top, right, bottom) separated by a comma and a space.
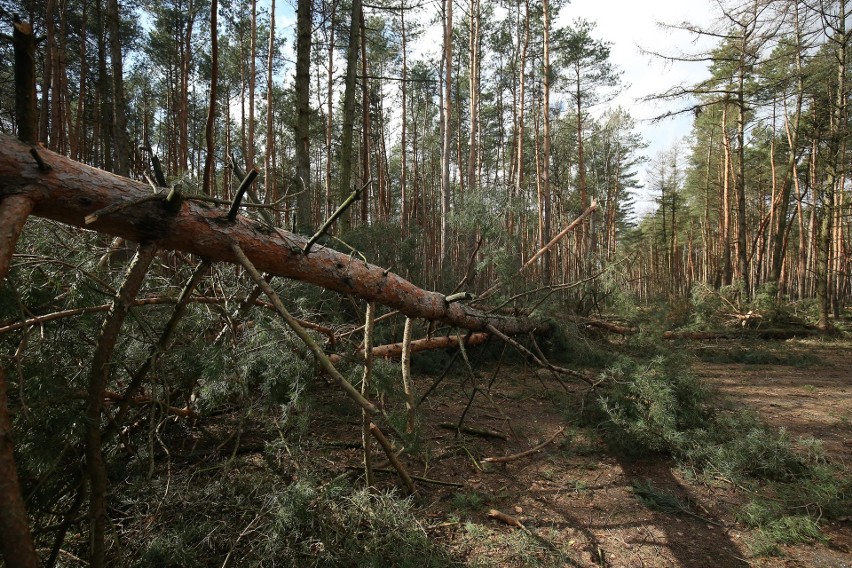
594, 354, 709, 455
125, 472, 459, 568
540, 322, 613, 369
592, 346, 849, 557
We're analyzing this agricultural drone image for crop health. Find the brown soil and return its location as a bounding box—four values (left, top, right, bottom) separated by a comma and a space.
308, 339, 852, 567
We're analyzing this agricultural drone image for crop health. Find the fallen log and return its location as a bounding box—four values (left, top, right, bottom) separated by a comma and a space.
579, 318, 638, 335
329, 332, 490, 363
0, 133, 546, 337
662, 328, 822, 341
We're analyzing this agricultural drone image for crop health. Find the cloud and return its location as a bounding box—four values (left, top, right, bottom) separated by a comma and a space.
554, 0, 718, 213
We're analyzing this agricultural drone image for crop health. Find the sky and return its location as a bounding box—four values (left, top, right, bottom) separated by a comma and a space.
558, 0, 718, 214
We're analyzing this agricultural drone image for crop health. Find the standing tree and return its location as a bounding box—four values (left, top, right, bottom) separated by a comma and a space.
439, 0, 453, 270
294, 0, 313, 231
555, 18, 620, 262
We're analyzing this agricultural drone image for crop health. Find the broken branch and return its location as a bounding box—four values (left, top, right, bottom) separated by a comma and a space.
483, 427, 564, 463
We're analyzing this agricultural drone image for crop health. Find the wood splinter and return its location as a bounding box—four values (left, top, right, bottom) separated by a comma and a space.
445, 292, 473, 303
488, 509, 527, 530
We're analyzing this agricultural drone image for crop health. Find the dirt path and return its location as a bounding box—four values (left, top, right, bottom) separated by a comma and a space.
317, 339, 852, 567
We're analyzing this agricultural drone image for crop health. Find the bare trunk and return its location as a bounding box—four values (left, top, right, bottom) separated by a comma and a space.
265, 0, 276, 207
439, 0, 454, 270
399, 5, 408, 235
108, 0, 130, 176
467, 0, 480, 193
0, 363, 39, 568
540, 0, 552, 282
338, 0, 362, 231
721, 104, 733, 286
203, 0, 218, 195
360, 9, 371, 223
13, 19, 38, 144
85, 244, 158, 568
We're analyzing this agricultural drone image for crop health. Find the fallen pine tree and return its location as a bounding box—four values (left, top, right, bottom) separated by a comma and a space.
0, 132, 546, 337
0, 130, 565, 568
572, 317, 823, 341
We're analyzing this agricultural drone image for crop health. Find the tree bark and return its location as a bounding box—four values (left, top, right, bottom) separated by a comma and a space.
0, 369, 39, 568
13, 18, 38, 145
265, 0, 276, 207
107, 0, 131, 177
248, 0, 257, 169
338, 0, 362, 231
85, 243, 158, 568
439, 0, 453, 269
203, 0, 218, 195
399, 3, 409, 236
540, 0, 552, 282
0, 195, 39, 568
0, 133, 547, 336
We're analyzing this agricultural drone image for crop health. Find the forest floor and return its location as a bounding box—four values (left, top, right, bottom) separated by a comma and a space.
303, 338, 852, 568
130, 338, 852, 567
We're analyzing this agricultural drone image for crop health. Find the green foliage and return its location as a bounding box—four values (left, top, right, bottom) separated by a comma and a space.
451, 491, 487, 512
340, 222, 428, 286
592, 344, 849, 556
739, 500, 824, 557
123, 470, 459, 568
688, 283, 729, 329
539, 322, 613, 369
682, 414, 804, 481
631, 479, 690, 514
594, 353, 708, 455
674, 282, 809, 331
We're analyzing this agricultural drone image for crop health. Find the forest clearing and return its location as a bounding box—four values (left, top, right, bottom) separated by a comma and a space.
3, 0, 852, 565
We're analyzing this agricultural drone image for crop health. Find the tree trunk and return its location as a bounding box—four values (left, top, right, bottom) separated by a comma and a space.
203, 0, 218, 195
720, 104, 733, 287
265, 0, 276, 206
439, 0, 453, 270
0, 194, 39, 568
0, 367, 39, 568
0, 133, 547, 336
467, 0, 480, 193
338, 0, 362, 232
72, 4, 88, 161
85, 243, 158, 568
247, 0, 257, 169
13, 18, 38, 145
770, 2, 805, 285
511, 0, 529, 242
541, 0, 552, 283
399, 3, 409, 236
323, 0, 338, 220
39, 0, 56, 146
817, 0, 847, 329
108, 0, 131, 177
360, 8, 372, 223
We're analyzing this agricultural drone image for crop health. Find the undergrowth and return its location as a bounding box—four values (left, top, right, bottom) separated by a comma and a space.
589, 335, 850, 557
692, 345, 818, 366
120, 462, 459, 568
